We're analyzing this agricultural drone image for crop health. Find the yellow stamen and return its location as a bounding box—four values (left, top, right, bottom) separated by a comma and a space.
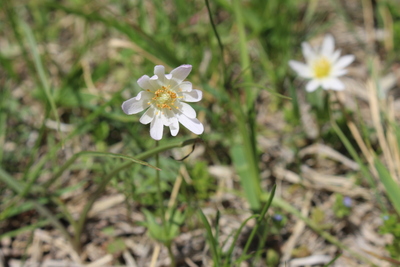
313, 57, 331, 78
150, 85, 178, 110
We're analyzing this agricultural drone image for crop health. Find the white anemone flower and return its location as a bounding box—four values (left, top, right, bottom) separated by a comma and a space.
289, 34, 355, 92
122, 64, 204, 140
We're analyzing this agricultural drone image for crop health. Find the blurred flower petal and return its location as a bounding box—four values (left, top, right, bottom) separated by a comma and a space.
289, 60, 312, 78
306, 80, 320, 92
289, 34, 354, 92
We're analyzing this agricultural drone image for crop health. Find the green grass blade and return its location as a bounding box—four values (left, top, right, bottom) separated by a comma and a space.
231, 144, 261, 210
44, 2, 181, 67
0, 167, 73, 245
27, 94, 121, 183
0, 167, 25, 194
266, 194, 374, 265
215, 210, 221, 252
0, 194, 50, 221
4, 1, 36, 77
0, 87, 6, 164
375, 158, 400, 216
232, 0, 254, 109
45, 151, 160, 189
0, 215, 62, 239
72, 138, 201, 251
224, 214, 258, 266
331, 119, 386, 211
198, 209, 220, 266
20, 19, 60, 133
241, 185, 276, 258
234, 82, 292, 100
323, 253, 342, 267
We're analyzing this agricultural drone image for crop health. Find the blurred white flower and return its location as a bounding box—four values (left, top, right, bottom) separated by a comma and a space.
289, 34, 355, 92
122, 64, 204, 140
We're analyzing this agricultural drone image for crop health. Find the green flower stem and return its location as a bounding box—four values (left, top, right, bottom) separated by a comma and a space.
155, 141, 166, 229
155, 140, 176, 267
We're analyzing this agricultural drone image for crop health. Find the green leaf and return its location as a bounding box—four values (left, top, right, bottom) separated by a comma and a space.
106, 238, 126, 254
142, 209, 164, 240
375, 158, 400, 216
231, 145, 261, 210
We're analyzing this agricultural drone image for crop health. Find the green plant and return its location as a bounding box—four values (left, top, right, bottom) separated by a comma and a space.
333, 194, 352, 219
379, 214, 400, 260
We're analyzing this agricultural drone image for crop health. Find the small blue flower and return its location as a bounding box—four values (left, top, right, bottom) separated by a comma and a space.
273, 214, 283, 221
343, 196, 352, 207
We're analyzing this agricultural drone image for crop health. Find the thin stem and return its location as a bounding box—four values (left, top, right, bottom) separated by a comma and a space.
155, 140, 176, 267
167, 245, 176, 267
204, 0, 227, 83
155, 141, 167, 230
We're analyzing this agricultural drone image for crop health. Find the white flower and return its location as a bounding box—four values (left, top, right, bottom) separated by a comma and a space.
289, 34, 355, 92
122, 64, 204, 140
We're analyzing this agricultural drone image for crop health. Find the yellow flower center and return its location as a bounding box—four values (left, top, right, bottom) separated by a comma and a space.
149, 85, 179, 110
313, 57, 331, 78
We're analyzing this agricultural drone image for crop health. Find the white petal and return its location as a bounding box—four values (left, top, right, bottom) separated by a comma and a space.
177, 114, 204, 135
137, 75, 156, 91
333, 55, 355, 70
150, 74, 163, 87
150, 114, 164, 140
140, 107, 155, 124
181, 89, 202, 102
321, 34, 335, 56
154, 65, 165, 83
161, 111, 174, 126
305, 79, 321, 92
331, 69, 347, 77
177, 81, 193, 92
330, 50, 341, 63
164, 108, 176, 119
322, 78, 345, 91
289, 60, 312, 78
170, 64, 192, 83
301, 42, 316, 62
177, 102, 196, 118
121, 91, 150, 114
169, 118, 179, 136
